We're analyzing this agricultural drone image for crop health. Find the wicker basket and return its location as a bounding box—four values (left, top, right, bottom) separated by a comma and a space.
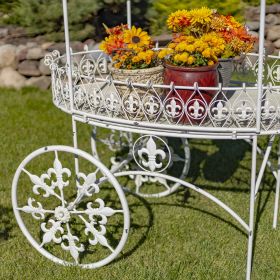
110, 65, 164, 96
218, 58, 234, 88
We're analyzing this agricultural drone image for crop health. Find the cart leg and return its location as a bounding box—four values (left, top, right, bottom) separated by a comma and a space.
91, 127, 100, 160
72, 117, 79, 175
273, 137, 280, 229
246, 136, 257, 280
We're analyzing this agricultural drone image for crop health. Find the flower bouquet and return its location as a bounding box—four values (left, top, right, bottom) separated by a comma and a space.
163, 7, 256, 86
100, 24, 163, 96
157, 7, 256, 124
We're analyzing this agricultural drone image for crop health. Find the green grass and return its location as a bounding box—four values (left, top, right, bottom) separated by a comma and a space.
0, 87, 280, 279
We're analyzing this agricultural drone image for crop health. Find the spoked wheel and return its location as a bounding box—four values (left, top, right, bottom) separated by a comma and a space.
91, 129, 191, 198
12, 145, 130, 268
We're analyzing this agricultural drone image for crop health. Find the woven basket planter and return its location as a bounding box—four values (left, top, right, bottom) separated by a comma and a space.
110, 65, 164, 95
218, 58, 234, 88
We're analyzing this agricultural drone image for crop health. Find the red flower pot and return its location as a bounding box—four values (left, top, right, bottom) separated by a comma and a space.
163, 63, 219, 124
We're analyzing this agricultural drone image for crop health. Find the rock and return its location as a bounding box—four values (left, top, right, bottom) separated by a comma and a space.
0, 44, 17, 68
255, 40, 275, 55
91, 42, 101, 50
273, 38, 280, 49
46, 42, 66, 54
245, 7, 260, 20
46, 41, 84, 54
26, 47, 45, 60
266, 14, 280, 25
83, 39, 96, 49
248, 31, 259, 38
0, 67, 26, 89
26, 42, 38, 48
26, 76, 51, 90
41, 42, 55, 50
267, 25, 280, 41
266, 4, 280, 14
265, 40, 275, 55
39, 58, 51, 75
246, 21, 260, 31
18, 60, 40, 77
16, 46, 28, 62
0, 28, 8, 39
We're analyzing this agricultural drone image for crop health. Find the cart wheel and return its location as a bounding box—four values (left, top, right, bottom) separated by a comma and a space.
91, 129, 190, 198
12, 145, 130, 268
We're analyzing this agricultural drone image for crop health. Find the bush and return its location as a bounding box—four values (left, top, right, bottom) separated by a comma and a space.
94, 0, 149, 40
5, 0, 102, 41
3, 0, 149, 41
243, 0, 279, 5
0, 0, 18, 14
146, 0, 245, 35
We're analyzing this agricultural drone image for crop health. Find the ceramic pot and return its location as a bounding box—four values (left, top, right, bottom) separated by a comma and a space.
163, 63, 219, 123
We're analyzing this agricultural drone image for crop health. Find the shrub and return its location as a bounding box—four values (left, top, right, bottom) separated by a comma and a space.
5, 0, 102, 41
3, 0, 149, 41
0, 0, 18, 14
243, 0, 279, 5
146, 0, 245, 35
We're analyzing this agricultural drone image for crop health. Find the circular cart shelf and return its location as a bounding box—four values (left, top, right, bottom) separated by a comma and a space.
45, 50, 280, 139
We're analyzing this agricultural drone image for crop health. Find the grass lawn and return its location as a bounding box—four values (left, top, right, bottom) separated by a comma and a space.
0, 87, 280, 280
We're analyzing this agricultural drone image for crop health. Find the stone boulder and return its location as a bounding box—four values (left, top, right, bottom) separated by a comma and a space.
46, 41, 84, 54
274, 38, 280, 49
267, 25, 280, 41
266, 4, 280, 14
0, 28, 8, 39
246, 21, 260, 31
0, 67, 26, 89
26, 47, 45, 60
266, 14, 280, 25
39, 58, 51, 75
16, 45, 28, 62
18, 60, 41, 77
0, 44, 17, 69
26, 76, 51, 90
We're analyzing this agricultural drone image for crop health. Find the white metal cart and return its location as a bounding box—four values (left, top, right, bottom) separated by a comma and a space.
11, 0, 280, 279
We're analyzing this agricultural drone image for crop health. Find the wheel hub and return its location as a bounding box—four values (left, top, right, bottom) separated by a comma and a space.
54, 206, 70, 223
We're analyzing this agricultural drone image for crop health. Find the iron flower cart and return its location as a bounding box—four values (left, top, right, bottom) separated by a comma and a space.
11, 0, 280, 279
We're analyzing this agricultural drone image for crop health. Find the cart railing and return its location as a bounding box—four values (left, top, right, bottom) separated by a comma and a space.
45, 49, 280, 136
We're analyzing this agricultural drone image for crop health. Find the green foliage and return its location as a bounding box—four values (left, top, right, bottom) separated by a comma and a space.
243, 0, 279, 5
3, 0, 149, 41
146, 0, 245, 35
5, 0, 101, 41
0, 0, 18, 13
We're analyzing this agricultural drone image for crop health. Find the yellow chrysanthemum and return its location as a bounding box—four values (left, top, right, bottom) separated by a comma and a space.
179, 53, 189, 63
185, 45, 195, 53
188, 7, 213, 25
132, 56, 141, 63
175, 42, 188, 52
123, 26, 150, 50
167, 10, 191, 32
158, 48, 174, 59
187, 56, 196, 65
202, 48, 212, 58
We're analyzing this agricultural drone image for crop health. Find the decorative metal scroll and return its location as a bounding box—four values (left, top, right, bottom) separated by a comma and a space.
47, 49, 280, 132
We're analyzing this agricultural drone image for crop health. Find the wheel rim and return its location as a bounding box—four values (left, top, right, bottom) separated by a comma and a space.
12, 145, 130, 268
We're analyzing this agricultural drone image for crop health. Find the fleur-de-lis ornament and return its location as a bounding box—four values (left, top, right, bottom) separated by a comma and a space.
138, 137, 166, 172
124, 95, 139, 114
212, 101, 228, 120
188, 100, 205, 119
166, 98, 181, 117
